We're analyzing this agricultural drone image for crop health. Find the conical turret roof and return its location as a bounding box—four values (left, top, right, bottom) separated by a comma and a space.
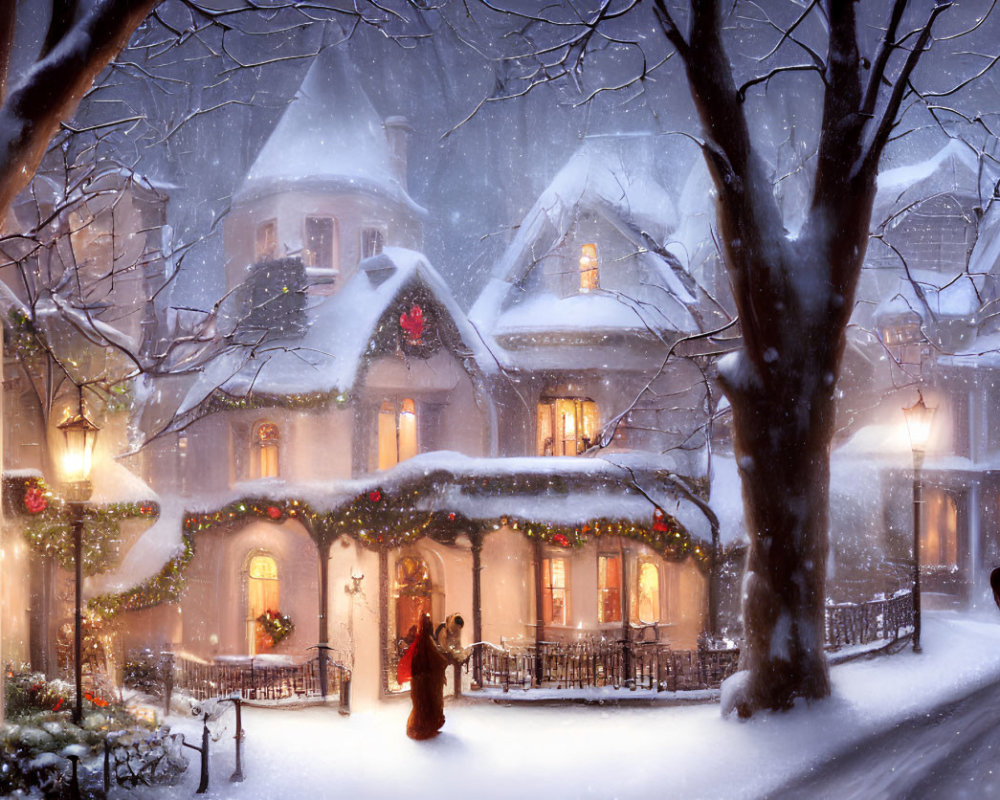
238, 42, 412, 207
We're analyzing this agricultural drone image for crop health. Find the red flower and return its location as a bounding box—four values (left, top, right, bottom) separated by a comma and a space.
267, 506, 281, 519
24, 485, 47, 514
369, 490, 382, 503
652, 508, 670, 533
554, 533, 570, 547
448, 512, 456, 521
52, 697, 63, 712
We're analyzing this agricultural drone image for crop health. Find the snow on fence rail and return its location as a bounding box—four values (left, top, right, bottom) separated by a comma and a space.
824, 591, 913, 650
471, 591, 913, 693
171, 652, 350, 704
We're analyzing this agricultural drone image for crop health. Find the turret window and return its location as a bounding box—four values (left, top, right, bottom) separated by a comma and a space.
378, 398, 418, 470
255, 421, 280, 478
256, 220, 277, 261
304, 216, 337, 270
361, 228, 385, 261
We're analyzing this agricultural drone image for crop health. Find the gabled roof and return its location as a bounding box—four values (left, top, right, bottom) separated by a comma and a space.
175, 247, 495, 418
469, 141, 699, 344
237, 43, 420, 213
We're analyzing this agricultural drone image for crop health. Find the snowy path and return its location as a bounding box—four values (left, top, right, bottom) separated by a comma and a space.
117, 612, 1000, 800
772, 679, 1000, 799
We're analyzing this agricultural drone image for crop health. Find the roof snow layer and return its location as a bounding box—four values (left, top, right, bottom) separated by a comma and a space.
470, 143, 697, 338
238, 43, 420, 213
177, 248, 495, 415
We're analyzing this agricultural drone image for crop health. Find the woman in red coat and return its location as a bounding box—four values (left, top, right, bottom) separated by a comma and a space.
397, 613, 448, 739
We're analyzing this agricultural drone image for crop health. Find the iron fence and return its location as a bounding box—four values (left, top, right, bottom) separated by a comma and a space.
470, 591, 912, 693
171, 653, 350, 704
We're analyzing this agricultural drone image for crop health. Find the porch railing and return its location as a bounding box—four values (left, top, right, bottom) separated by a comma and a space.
824, 590, 913, 650
171, 652, 351, 706
469, 639, 741, 693
470, 590, 913, 693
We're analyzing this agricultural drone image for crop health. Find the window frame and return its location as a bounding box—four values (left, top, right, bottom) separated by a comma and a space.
597, 553, 622, 624
542, 556, 569, 626
303, 215, 338, 270
537, 396, 599, 456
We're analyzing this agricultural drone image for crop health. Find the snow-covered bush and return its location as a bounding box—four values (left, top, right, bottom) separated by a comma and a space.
2, 664, 187, 797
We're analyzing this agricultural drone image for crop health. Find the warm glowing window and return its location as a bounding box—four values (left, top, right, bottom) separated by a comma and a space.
248, 554, 279, 655
256, 220, 277, 261
537, 397, 599, 456
921, 488, 958, 568
395, 555, 432, 642
304, 216, 337, 269
598, 554, 622, 623
360, 228, 385, 261
543, 557, 568, 625
256, 422, 279, 478
635, 559, 660, 624
378, 398, 418, 470
579, 243, 599, 291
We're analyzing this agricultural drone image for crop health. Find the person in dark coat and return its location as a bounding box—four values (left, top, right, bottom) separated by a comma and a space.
397, 613, 448, 740
990, 567, 1000, 612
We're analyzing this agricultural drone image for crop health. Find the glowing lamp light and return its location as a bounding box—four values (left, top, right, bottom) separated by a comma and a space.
58, 410, 99, 486
902, 391, 936, 455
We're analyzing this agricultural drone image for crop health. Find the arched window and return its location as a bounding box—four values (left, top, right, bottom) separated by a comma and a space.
395, 556, 432, 648
247, 554, 279, 654
635, 559, 661, 624
256, 422, 279, 478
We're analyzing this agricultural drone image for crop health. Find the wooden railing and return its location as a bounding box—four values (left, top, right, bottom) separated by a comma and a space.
171, 652, 350, 705
470, 591, 912, 694
824, 591, 913, 650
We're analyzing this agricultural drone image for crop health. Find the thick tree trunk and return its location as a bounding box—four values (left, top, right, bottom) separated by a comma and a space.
728, 368, 836, 715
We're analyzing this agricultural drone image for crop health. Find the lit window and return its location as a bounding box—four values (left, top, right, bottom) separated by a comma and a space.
304, 216, 337, 269
598, 554, 622, 623
395, 556, 432, 644
543, 557, 568, 625
537, 397, 599, 456
921, 489, 958, 567
635, 559, 660, 624
360, 228, 385, 261
256, 422, 279, 478
378, 398, 418, 470
579, 243, 599, 291
256, 220, 277, 261
248, 553, 279, 655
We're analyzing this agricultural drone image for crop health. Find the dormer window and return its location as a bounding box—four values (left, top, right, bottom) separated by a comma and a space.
537, 397, 599, 456
256, 220, 277, 261
579, 243, 599, 291
361, 228, 385, 261
304, 216, 337, 270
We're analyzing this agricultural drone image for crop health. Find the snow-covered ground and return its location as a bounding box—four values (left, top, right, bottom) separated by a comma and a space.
134, 610, 1000, 800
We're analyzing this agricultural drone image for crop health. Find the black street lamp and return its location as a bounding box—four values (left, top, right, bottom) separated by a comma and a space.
58, 405, 99, 725
902, 391, 935, 654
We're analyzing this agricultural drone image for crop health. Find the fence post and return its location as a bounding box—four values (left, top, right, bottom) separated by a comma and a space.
160, 651, 175, 719
339, 667, 351, 716
197, 712, 210, 794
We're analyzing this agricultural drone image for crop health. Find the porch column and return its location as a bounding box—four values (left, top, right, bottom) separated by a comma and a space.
317, 538, 333, 699
533, 538, 543, 686
471, 530, 483, 688
378, 548, 389, 695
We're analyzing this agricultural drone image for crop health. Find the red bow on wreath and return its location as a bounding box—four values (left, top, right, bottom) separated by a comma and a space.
400, 304, 424, 345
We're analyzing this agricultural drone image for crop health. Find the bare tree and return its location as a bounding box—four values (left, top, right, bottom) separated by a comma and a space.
457, 0, 997, 715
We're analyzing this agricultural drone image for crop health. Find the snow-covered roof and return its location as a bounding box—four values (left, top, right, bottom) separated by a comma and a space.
470, 142, 698, 343
176, 248, 495, 416
238, 43, 420, 214
875, 139, 983, 217
873, 267, 983, 323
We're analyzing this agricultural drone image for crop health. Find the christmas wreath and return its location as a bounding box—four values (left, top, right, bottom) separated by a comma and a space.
256, 609, 294, 647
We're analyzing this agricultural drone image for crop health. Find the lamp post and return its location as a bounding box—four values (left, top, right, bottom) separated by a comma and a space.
902, 391, 935, 654
58, 406, 99, 724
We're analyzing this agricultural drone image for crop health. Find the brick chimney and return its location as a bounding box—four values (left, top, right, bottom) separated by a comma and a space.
384, 116, 412, 191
